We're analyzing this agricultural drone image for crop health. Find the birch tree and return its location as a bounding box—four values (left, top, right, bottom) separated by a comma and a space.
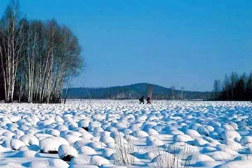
147, 85, 153, 98
0, 1, 83, 103
170, 86, 175, 100
0, 0, 24, 102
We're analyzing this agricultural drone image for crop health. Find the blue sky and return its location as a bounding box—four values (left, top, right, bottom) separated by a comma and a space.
1, 0, 252, 91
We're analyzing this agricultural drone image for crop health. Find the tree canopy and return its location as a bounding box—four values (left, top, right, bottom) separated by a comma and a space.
0, 0, 83, 103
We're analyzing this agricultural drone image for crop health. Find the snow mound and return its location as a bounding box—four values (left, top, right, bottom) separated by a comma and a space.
86, 141, 106, 149
111, 153, 140, 164
216, 145, 238, 155
89, 122, 102, 132
10, 139, 26, 150
131, 130, 149, 137
220, 130, 241, 141
0, 145, 7, 152
58, 144, 78, 161
167, 142, 199, 159
0, 163, 24, 168
80, 130, 93, 140
69, 165, 98, 168
189, 153, 215, 165
173, 134, 193, 142
185, 129, 201, 139
240, 136, 252, 146
78, 146, 97, 155
20, 135, 39, 146
55, 125, 68, 132
78, 120, 89, 128
100, 135, 115, 144
146, 136, 164, 146
90, 155, 110, 166
215, 160, 252, 168
2, 139, 11, 148
70, 157, 89, 165
146, 128, 159, 135
25, 159, 69, 168
152, 152, 180, 168
110, 131, 124, 139
35, 133, 53, 141
39, 137, 69, 153
45, 129, 60, 137
197, 126, 210, 136
193, 138, 209, 146
223, 139, 243, 150
73, 139, 92, 150
208, 151, 237, 161
102, 148, 115, 158
142, 151, 159, 160
64, 135, 82, 144
194, 161, 222, 167
11, 150, 37, 157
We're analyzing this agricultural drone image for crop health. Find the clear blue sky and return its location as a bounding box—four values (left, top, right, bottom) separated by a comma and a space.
1, 0, 252, 91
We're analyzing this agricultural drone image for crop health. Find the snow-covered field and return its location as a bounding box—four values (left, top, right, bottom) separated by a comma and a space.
0, 100, 252, 168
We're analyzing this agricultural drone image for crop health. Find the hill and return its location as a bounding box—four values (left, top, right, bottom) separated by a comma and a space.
63, 83, 212, 100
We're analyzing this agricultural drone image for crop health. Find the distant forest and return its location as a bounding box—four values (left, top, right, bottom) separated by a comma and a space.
213, 72, 252, 101
0, 0, 83, 103
63, 83, 212, 100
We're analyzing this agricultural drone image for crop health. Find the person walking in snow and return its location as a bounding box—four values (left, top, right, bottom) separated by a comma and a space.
139, 96, 144, 104
147, 97, 151, 104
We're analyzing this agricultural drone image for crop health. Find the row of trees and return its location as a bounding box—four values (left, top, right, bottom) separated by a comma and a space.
104, 85, 187, 100
0, 0, 83, 103
213, 72, 252, 100
170, 86, 185, 100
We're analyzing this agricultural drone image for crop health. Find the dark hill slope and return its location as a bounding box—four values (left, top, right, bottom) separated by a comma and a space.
63, 83, 211, 100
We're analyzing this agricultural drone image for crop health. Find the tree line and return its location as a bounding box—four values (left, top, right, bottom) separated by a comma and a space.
63, 83, 211, 100
213, 72, 252, 100
0, 0, 83, 103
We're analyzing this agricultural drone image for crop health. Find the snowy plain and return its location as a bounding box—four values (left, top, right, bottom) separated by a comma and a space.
0, 100, 251, 167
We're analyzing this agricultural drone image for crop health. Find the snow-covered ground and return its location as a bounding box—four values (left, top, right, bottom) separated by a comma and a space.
0, 100, 252, 167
